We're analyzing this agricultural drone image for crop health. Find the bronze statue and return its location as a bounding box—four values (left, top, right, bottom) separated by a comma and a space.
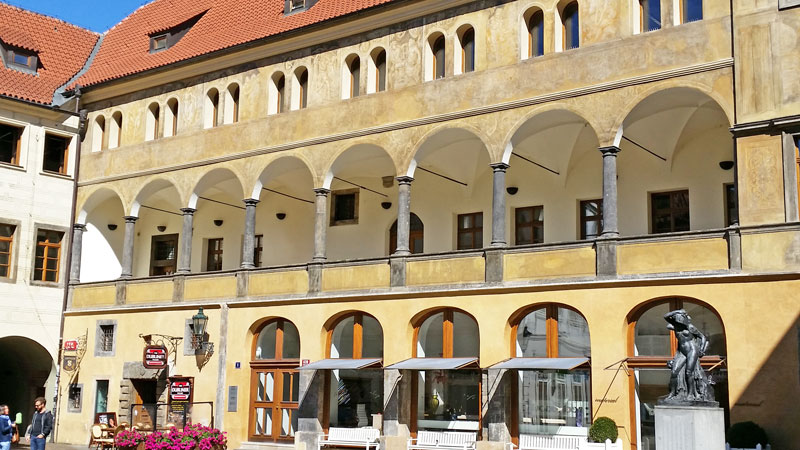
659, 309, 717, 405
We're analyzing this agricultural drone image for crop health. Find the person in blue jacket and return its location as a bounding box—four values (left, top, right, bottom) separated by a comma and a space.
0, 404, 12, 450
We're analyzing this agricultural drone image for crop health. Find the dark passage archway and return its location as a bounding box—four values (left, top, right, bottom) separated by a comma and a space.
0, 337, 55, 432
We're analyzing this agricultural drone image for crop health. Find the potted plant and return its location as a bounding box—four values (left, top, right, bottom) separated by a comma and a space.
586, 417, 622, 449
115, 429, 146, 450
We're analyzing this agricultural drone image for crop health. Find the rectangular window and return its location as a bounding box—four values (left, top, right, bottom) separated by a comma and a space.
724, 184, 738, 227
0, 123, 23, 165
331, 189, 359, 225
291, 0, 305, 10
579, 199, 603, 239
152, 35, 168, 51
207, 238, 223, 271
682, 0, 703, 23
9, 48, 36, 70
150, 234, 178, 276
515, 206, 544, 245
43, 133, 69, 174
254, 234, 263, 268
0, 224, 14, 278
457, 212, 483, 250
651, 190, 690, 233
34, 229, 63, 282
95, 380, 109, 416
68, 384, 82, 413
99, 325, 114, 352
640, 0, 661, 32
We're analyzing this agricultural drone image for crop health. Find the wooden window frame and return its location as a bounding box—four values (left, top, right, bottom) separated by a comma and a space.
579, 199, 603, 240
34, 230, 62, 283
680, 0, 703, 24
650, 189, 690, 234
168, 99, 179, 137
230, 85, 240, 123
349, 57, 360, 98
374, 50, 387, 92
514, 205, 544, 246
8, 47, 37, 71
149, 233, 179, 276
330, 188, 359, 226
209, 90, 219, 127
724, 183, 738, 227
389, 213, 424, 254
254, 234, 263, 268
562, 2, 579, 51
42, 133, 70, 175
460, 27, 475, 73
0, 123, 23, 166
206, 238, 223, 271
431, 35, 446, 80
298, 69, 308, 109
527, 9, 544, 58
151, 34, 168, 52
0, 224, 15, 278
148, 103, 160, 141
249, 319, 300, 442
276, 76, 286, 113
457, 211, 483, 250
111, 112, 123, 149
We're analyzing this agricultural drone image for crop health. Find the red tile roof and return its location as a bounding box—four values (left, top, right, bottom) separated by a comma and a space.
75, 0, 395, 89
0, 3, 98, 105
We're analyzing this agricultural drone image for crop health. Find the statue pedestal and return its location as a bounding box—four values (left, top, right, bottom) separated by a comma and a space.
655, 405, 725, 450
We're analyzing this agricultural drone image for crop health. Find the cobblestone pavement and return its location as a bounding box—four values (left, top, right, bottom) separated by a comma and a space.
11, 443, 86, 450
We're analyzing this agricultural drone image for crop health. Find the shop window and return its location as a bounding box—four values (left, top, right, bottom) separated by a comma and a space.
95, 380, 109, 416
389, 212, 424, 254
427, 33, 446, 81
292, 67, 308, 110
205, 88, 219, 128
680, 0, 703, 23
515, 206, 544, 245
150, 234, 178, 276
0, 224, 15, 278
456, 26, 475, 74
254, 234, 263, 267
68, 384, 82, 413
250, 319, 300, 442
95, 320, 117, 356
206, 238, 223, 271
110, 112, 123, 149
165, 98, 179, 137
579, 199, 603, 239
724, 184, 738, 227
627, 298, 728, 449
525, 8, 544, 58
561, 2, 580, 50
639, 0, 661, 32
457, 212, 483, 250
651, 190, 689, 233
225, 83, 240, 124
368, 48, 386, 94
330, 189, 359, 226
0, 123, 23, 165
34, 229, 63, 282
269, 72, 286, 115
146, 103, 160, 141
42, 133, 70, 174
343, 55, 360, 99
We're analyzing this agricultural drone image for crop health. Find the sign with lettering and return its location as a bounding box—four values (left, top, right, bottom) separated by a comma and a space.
170, 380, 192, 401
63, 355, 77, 372
143, 345, 168, 369
64, 340, 78, 351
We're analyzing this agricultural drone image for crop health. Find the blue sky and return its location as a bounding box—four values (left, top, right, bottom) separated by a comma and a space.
6, 0, 149, 32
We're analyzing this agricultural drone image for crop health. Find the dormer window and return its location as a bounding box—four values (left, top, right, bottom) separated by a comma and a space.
151, 34, 168, 52
291, 0, 305, 10
284, 0, 318, 14
147, 11, 206, 53
3, 45, 38, 73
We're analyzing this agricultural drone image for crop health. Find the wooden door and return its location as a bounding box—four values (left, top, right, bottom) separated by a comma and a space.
250, 368, 299, 441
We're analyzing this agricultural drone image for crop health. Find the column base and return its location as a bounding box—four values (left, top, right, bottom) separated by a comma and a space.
485, 249, 504, 284
390, 256, 407, 287
308, 263, 323, 293
595, 237, 618, 278
655, 405, 724, 450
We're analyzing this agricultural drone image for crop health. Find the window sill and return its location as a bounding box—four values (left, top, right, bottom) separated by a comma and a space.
0, 276, 17, 285
40, 170, 73, 180
30, 279, 62, 288
0, 161, 25, 172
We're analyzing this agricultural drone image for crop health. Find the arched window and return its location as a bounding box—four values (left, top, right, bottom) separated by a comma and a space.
627, 298, 727, 449
409, 309, 480, 433
146, 102, 160, 141
93, 115, 106, 152
561, 2, 579, 51
205, 88, 219, 128
525, 8, 544, 58
110, 112, 123, 149
250, 319, 300, 441
225, 83, 240, 124
292, 67, 308, 110
269, 72, 285, 115
638, 0, 661, 33
427, 33, 446, 81
165, 98, 179, 137
343, 55, 360, 99
680, 0, 702, 24
456, 26, 475, 74
389, 212, 424, 254
368, 48, 386, 94
325, 313, 384, 429
510, 305, 591, 435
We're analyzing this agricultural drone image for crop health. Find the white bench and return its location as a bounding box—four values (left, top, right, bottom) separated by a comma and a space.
507, 434, 583, 450
408, 431, 477, 450
319, 427, 381, 450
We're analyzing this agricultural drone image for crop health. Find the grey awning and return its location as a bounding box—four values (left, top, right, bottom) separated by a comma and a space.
489, 357, 589, 370
298, 358, 382, 370
385, 357, 478, 370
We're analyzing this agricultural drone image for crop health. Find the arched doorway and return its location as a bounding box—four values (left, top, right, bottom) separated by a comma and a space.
389, 213, 424, 254
249, 319, 301, 442
627, 298, 728, 450
0, 337, 55, 433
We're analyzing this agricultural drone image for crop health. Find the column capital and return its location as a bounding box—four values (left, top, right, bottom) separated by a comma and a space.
123, 216, 138, 223
243, 198, 260, 207
396, 176, 414, 185
313, 188, 331, 196
599, 145, 621, 156
180, 207, 197, 215
73, 223, 87, 231
490, 162, 510, 172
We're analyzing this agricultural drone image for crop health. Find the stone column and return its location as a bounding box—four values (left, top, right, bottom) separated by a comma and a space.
312, 188, 330, 262
599, 146, 621, 237
241, 198, 259, 269
69, 223, 86, 283
393, 177, 413, 256
296, 370, 325, 450
490, 163, 509, 247
382, 369, 411, 450
176, 208, 195, 274
484, 369, 512, 445
120, 216, 138, 278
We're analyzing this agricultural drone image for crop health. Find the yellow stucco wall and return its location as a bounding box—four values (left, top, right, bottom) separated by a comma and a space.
616, 238, 729, 275
321, 264, 391, 292
742, 230, 800, 273
126, 281, 173, 304
71, 285, 116, 308
184, 276, 237, 300
406, 257, 485, 286
247, 270, 308, 297
503, 247, 596, 281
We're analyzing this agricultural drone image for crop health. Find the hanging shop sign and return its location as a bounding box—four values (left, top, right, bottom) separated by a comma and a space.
168, 376, 194, 429
62, 355, 77, 372
64, 340, 78, 351
143, 345, 169, 369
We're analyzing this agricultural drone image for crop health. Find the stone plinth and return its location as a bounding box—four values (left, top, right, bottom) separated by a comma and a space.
655, 405, 725, 450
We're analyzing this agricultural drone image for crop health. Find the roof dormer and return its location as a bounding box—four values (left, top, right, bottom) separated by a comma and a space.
284, 0, 319, 15
148, 10, 206, 53
0, 31, 40, 75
